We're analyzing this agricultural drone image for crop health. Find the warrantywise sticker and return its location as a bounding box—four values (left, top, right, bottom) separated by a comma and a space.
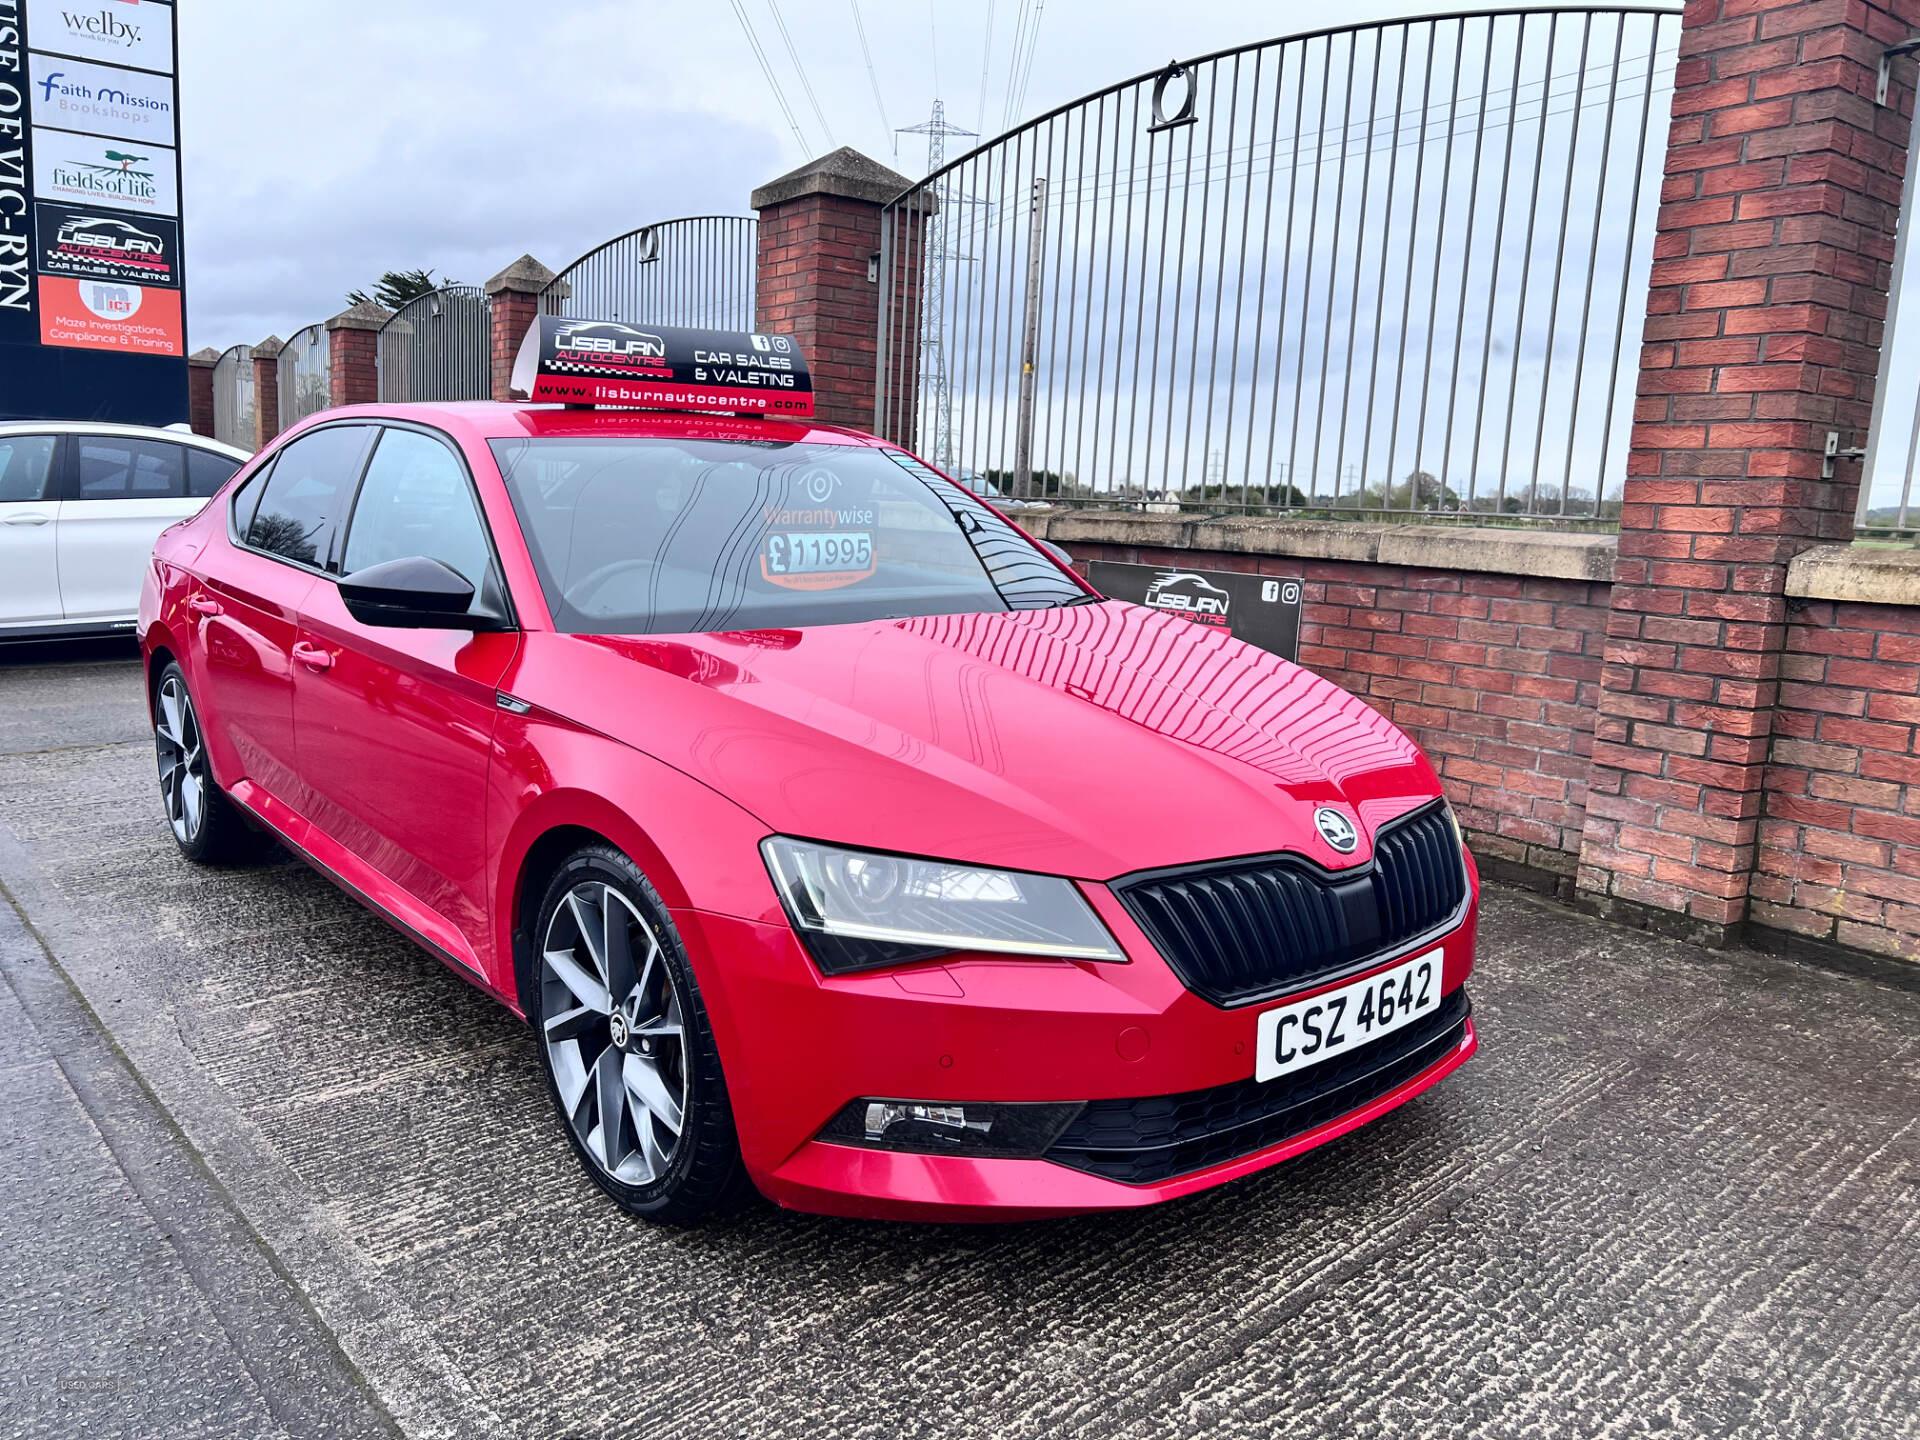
511, 315, 814, 417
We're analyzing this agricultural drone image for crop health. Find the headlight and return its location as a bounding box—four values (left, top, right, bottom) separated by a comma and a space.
760, 837, 1126, 975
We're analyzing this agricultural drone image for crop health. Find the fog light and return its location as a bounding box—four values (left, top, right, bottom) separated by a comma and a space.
817, 1098, 1085, 1158
865, 1101, 989, 1140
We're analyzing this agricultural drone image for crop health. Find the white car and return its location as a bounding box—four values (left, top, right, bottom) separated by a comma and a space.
0, 421, 251, 641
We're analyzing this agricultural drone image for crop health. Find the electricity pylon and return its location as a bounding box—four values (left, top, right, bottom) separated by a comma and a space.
898, 100, 976, 470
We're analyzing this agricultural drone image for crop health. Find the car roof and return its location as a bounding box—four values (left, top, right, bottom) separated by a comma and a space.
285, 401, 895, 451
0, 420, 251, 460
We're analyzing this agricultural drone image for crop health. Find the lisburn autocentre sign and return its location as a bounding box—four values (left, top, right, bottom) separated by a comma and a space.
1, 0, 189, 423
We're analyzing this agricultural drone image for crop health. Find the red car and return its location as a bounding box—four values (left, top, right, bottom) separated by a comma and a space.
139, 329, 1477, 1224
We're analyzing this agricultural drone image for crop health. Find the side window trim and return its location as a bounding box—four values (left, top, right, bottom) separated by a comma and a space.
228, 454, 277, 546
335, 420, 517, 628
229, 423, 375, 576
49, 433, 75, 504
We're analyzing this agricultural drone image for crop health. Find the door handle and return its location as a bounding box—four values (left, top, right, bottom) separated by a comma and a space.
1, 513, 51, 526
188, 596, 223, 617
292, 642, 334, 673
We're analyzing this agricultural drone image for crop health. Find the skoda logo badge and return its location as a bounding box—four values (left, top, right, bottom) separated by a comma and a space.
1315, 807, 1358, 854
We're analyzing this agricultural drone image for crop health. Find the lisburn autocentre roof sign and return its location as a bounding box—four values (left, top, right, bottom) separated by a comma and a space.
0, 0, 189, 424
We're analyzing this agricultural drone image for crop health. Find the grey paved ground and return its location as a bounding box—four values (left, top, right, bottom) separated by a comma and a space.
0, 644, 1916, 1439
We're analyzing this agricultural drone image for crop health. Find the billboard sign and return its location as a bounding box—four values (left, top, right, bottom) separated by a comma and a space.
1089, 561, 1304, 662
31, 127, 177, 215
29, 53, 177, 144
24, 0, 175, 71
38, 274, 183, 354
34, 202, 179, 286
2, 0, 188, 422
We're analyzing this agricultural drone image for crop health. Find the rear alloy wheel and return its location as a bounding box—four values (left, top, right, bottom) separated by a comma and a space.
532, 847, 749, 1222
153, 662, 261, 864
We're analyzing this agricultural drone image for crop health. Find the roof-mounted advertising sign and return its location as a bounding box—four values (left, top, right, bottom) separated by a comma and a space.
512, 315, 815, 417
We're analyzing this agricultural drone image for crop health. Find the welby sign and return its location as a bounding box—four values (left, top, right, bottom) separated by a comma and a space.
24, 0, 173, 71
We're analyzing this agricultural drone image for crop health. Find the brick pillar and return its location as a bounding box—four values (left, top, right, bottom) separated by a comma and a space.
250, 335, 284, 449
752, 147, 919, 433
1576, 0, 1918, 944
326, 302, 389, 407
485, 254, 556, 401
187, 348, 218, 437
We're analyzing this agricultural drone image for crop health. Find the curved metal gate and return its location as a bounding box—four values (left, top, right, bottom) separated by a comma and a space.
211, 344, 255, 451
276, 324, 331, 430
875, 7, 1679, 519
377, 286, 492, 403
541, 216, 758, 329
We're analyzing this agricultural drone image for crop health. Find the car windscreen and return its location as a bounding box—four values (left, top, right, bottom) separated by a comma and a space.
488, 437, 1088, 635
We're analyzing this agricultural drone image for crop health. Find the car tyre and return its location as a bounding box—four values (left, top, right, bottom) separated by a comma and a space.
532, 845, 752, 1223
153, 661, 266, 865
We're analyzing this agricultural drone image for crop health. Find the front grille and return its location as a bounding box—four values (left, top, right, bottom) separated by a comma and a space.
1115, 802, 1468, 1007
1044, 987, 1470, 1185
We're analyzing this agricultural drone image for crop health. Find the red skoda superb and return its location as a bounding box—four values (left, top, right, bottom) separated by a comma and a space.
140, 333, 1477, 1224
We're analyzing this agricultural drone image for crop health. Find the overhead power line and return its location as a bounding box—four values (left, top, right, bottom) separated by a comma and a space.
849, 0, 895, 157
729, 0, 810, 156
764, 0, 835, 152
1001, 0, 1033, 130
976, 0, 995, 136
1011, 0, 1046, 126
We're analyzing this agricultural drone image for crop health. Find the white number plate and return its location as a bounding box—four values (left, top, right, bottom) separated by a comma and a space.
1254, 949, 1442, 1083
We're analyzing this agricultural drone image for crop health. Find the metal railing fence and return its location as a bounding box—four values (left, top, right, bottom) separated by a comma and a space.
277, 324, 330, 430
211, 344, 255, 451
1857, 48, 1920, 540
875, 6, 1679, 522
540, 216, 758, 328
377, 286, 492, 404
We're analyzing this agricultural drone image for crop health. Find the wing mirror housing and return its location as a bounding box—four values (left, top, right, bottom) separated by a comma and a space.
338, 556, 502, 630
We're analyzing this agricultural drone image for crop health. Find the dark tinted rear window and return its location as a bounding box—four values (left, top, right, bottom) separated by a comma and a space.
74, 437, 184, 499
488, 437, 1087, 635
187, 447, 244, 498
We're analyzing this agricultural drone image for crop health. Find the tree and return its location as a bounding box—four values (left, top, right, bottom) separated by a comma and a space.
346, 267, 452, 311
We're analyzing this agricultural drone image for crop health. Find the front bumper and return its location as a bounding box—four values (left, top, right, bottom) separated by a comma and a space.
678, 866, 1480, 1221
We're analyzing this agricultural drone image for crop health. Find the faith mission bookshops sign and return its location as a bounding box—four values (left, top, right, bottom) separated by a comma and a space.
1, 0, 188, 423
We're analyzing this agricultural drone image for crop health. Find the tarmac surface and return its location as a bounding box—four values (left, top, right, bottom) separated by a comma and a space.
0, 640, 1916, 1439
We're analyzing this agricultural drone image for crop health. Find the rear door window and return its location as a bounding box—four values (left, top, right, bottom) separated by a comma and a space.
187, 448, 244, 498
244, 425, 375, 569
73, 436, 186, 500
0, 434, 58, 502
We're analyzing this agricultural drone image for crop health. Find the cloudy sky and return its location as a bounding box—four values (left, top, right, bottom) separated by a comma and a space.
176, 0, 1626, 351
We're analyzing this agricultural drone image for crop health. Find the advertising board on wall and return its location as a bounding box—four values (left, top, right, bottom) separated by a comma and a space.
1, 0, 188, 422
1089, 561, 1305, 663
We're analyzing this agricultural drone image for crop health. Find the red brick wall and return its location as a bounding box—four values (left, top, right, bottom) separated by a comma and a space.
187, 360, 215, 438
252, 353, 281, 450
1755, 598, 1920, 962
756, 197, 922, 431
328, 327, 379, 407
1054, 538, 1610, 895
490, 290, 539, 401
1578, 0, 1917, 940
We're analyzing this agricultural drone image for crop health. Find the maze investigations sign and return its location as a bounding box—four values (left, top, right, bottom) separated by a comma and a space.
1, 0, 188, 423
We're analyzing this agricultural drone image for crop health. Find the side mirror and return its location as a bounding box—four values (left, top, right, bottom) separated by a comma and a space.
338, 556, 479, 629
1039, 539, 1074, 566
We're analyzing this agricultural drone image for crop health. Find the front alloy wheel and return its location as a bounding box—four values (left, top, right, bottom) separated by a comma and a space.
541, 882, 688, 1185
531, 847, 749, 1221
